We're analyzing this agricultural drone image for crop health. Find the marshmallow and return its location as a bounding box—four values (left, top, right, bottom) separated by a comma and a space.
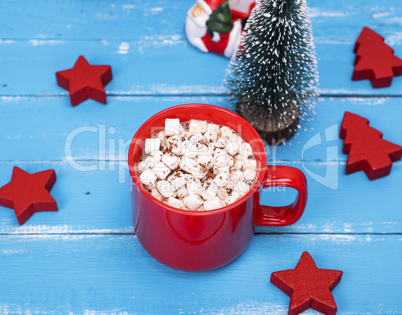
180, 140, 191, 155
244, 168, 257, 181
157, 180, 175, 198
204, 130, 218, 143
145, 138, 161, 154
229, 156, 234, 166
162, 153, 180, 170
187, 179, 203, 196
189, 119, 208, 134
214, 149, 231, 168
190, 165, 208, 179
219, 165, 230, 174
153, 161, 171, 180
165, 197, 185, 209
226, 191, 241, 204
143, 182, 156, 191
220, 126, 234, 139
230, 169, 245, 186
151, 188, 164, 202
234, 181, 250, 194
168, 171, 187, 191
166, 135, 182, 155
189, 132, 205, 143
197, 155, 213, 169
183, 173, 198, 183
137, 160, 148, 173
139, 118, 257, 211
181, 132, 193, 141
204, 197, 224, 211
140, 169, 157, 186
243, 156, 257, 170
183, 194, 204, 210
214, 171, 230, 187
225, 142, 239, 156
217, 188, 229, 200
157, 130, 166, 140
229, 133, 243, 144
165, 118, 181, 136
202, 182, 219, 200
209, 141, 226, 153
179, 123, 186, 134
183, 142, 198, 158
179, 156, 197, 173
233, 154, 244, 170
240, 142, 253, 157
195, 143, 209, 156
174, 186, 188, 198
207, 123, 221, 133
146, 150, 163, 168
140, 149, 148, 161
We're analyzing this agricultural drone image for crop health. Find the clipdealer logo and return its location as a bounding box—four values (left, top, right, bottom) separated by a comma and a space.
63, 123, 340, 189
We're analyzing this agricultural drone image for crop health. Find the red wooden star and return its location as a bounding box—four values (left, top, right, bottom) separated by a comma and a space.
0, 167, 58, 225
56, 55, 112, 106
340, 111, 402, 180
271, 252, 343, 315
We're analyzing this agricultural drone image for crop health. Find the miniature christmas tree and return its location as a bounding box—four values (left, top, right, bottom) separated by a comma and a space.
352, 27, 402, 88
206, 1, 233, 34
225, 0, 318, 144
340, 111, 402, 180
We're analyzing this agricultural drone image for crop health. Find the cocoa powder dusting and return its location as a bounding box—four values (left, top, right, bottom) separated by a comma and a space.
206, 169, 217, 180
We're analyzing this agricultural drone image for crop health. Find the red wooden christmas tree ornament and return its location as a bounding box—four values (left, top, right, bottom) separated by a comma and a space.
271, 252, 343, 315
340, 111, 402, 180
0, 167, 58, 225
56, 55, 112, 106
352, 27, 402, 88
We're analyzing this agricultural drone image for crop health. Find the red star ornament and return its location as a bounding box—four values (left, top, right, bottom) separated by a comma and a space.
56, 55, 112, 106
270, 252, 343, 315
0, 167, 58, 225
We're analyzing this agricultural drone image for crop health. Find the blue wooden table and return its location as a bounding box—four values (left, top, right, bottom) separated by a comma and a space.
0, 0, 401, 313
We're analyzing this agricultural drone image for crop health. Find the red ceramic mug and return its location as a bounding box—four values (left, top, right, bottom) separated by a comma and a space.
128, 104, 307, 271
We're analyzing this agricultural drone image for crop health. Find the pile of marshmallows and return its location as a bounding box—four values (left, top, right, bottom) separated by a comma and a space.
138, 119, 257, 211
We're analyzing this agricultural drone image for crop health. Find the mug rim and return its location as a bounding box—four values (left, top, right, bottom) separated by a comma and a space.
128, 104, 267, 216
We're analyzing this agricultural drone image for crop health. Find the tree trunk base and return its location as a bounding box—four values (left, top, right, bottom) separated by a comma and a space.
237, 102, 300, 146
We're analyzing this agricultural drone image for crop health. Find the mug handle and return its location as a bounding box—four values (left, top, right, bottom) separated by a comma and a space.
255, 165, 308, 227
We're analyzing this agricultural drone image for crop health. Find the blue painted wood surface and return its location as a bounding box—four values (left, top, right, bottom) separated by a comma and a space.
0, 234, 400, 314
0, 0, 402, 313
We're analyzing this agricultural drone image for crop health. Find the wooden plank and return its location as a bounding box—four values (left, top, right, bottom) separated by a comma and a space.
0, 0, 401, 45
0, 161, 133, 234
0, 96, 401, 163
0, 40, 402, 96
0, 160, 400, 234
0, 234, 400, 314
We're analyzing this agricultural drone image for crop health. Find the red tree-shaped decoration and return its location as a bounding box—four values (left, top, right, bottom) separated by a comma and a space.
340, 111, 402, 180
352, 27, 402, 88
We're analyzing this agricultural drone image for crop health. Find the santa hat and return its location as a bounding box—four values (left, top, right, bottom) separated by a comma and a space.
196, 0, 226, 15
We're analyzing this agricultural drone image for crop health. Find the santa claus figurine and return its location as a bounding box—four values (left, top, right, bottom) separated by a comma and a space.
185, 0, 255, 58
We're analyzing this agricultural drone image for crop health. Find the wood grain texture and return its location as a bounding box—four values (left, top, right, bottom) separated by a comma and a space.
1, 96, 401, 163
0, 234, 400, 314
0, 0, 402, 96
0, 160, 400, 234
0, 0, 401, 313
0, 0, 401, 44
0, 41, 401, 96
